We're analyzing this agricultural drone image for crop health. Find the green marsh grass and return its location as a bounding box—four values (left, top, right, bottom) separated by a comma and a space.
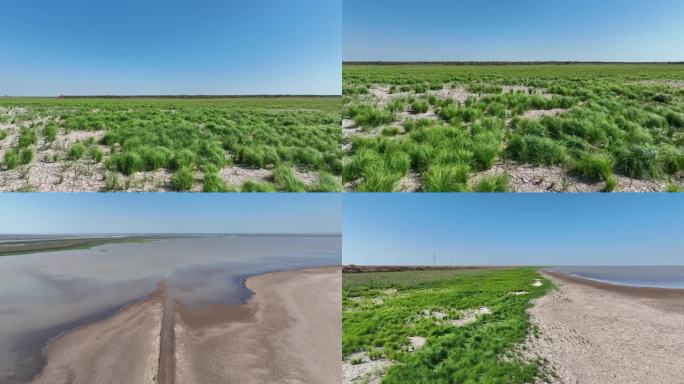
343, 268, 552, 383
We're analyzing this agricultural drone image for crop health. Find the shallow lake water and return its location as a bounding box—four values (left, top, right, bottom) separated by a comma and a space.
0, 234, 340, 383
546, 266, 684, 289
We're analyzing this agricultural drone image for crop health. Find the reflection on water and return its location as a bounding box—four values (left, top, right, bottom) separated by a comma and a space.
545, 266, 684, 289
0, 234, 340, 383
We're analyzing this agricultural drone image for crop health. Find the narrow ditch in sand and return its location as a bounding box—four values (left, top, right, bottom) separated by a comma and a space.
157, 282, 176, 384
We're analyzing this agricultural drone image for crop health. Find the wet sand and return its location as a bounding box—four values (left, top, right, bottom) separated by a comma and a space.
27, 266, 341, 384
30, 291, 163, 384
174, 266, 341, 384
528, 271, 684, 384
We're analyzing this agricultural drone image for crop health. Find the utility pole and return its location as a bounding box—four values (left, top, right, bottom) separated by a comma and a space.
433, 252, 436, 267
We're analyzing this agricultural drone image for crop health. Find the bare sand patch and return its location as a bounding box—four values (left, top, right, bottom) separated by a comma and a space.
30, 295, 162, 384
639, 80, 684, 89
526, 272, 684, 384
343, 352, 393, 384
407, 336, 426, 350
427, 85, 479, 104
218, 165, 272, 188
448, 307, 491, 327
175, 267, 341, 384
469, 162, 665, 192
522, 108, 569, 119
396, 171, 421, 192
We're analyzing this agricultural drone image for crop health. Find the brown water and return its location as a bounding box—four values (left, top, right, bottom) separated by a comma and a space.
0, 234, 340, 384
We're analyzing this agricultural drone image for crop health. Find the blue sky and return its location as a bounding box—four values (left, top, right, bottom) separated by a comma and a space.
0, 0, 341, 96
0, 194, 341, 234
343, 194, 684, 266
344, 0, 684, 62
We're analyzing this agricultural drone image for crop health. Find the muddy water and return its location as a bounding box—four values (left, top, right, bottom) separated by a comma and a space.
0, 234, 341, 383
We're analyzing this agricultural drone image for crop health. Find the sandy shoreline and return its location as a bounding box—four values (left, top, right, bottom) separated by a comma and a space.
26, 266, 341, 384
175, 266, 341, 384
528, 271, 684, 384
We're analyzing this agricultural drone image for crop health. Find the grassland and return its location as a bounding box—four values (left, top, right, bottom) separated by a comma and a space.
0, 97, 341, 192
342, 267, 552, 384
342, 64, 684, 192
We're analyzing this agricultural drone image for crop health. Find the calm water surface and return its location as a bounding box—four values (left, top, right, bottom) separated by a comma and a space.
545, 266, 684, 289
0, 234, 340, 383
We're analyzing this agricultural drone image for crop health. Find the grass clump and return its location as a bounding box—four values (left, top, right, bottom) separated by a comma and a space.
410, 101, 429, 114
473, 174, 509, 192
67, 143, 86, 160
614, 144, 661, 179
3, 149, 18, 169
573, 153, 614, 182
19, 147, 33, 165
273, 165, 307, 192
171, 168, 194, 191
347, 105, 394, 128
423, 163, 470, 192
506, 135, 567, 166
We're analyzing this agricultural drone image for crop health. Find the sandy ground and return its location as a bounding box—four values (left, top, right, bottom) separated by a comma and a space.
30, 293, 162, 384
527, 272, 684, 384
174, 266, 342, 384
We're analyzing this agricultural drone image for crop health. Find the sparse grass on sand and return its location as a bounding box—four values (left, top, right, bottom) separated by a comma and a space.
343, 267, 551, 383
0, 97, 341, 191
343, 64, 684, 192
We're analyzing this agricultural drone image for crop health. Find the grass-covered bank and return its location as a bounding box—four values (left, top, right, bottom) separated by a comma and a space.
343, 267, 552, 383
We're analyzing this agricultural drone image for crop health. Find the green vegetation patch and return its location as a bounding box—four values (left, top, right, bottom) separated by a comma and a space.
343, 64, 684, 191
343, 268, 552, 383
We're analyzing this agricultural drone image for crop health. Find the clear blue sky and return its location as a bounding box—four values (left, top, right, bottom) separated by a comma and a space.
0, 194, 341, 234
343, 194, 684, 266
344, 0, 684, 62
0, 0, 341, 96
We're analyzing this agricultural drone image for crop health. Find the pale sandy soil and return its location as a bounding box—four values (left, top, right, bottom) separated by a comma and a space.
30, 295, 162, 384
527, 272, 684, 384
469, 162, 666, 192
22, 267, 340, 384
174, 267, 341, 384
1, 110, 323, 191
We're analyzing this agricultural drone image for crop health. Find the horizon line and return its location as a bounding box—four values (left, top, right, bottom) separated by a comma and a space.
343, 61, 684, 65
0, 94, 341, 99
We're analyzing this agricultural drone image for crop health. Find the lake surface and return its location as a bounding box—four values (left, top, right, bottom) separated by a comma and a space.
545, 266, 684, 289
0, 234, 340, 383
